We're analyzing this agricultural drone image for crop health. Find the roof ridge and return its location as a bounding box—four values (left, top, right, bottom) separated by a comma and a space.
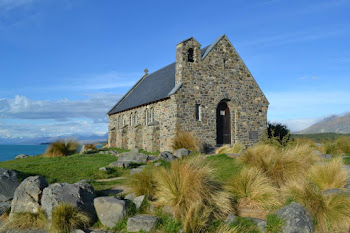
202, 34, 226, 59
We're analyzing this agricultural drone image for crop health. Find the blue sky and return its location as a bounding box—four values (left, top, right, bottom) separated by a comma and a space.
0, 0, 349, 140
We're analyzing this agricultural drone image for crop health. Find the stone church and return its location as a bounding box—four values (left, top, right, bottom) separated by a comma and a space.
108, 35, 269, 152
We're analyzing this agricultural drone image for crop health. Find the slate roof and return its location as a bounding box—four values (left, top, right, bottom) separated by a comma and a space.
108, 36, 223, 115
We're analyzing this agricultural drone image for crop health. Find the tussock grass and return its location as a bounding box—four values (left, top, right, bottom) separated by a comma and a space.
216, 224, 240, 233
83, 144, 97, 151
155, 156, 232, 222
44, 139, 79, 158
51, 203, 90, 233
335, 136, 350, 154
0, 209, 47, 231
284, 180, 350, 232
172, 129, 200, 151
308, 157, 348, 190
127, 166, 157, 196
241, 144, 318, 186
183, 201, 212, 233
215, 143, 244, 155
226, 167, 281, 210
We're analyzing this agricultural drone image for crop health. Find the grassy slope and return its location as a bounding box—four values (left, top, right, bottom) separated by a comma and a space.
206, 154, 242, 182
291, 133, 350, 142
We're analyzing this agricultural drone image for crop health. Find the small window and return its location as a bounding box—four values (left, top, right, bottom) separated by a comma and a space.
188, 48, 194, 62
150, 107, 154, 123
145, 109, 148, 125
130, 113, 133, 126
134, 112, 138, 125
195, 104, 201, 121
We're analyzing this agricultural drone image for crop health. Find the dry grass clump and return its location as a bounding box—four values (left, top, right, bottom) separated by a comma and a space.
51, 203, 90, 233
215, 143, 244, 155
83, 144, 97, 150
155, 156, 232, 222
44, 139, 79, 158
172, 129, 200, 151
335, 136, 350, 154
284, 180, 350, 232
240, 144, 318, 187
183, 201, 212, 233
290, 137, 317, 148
308, 157, 348, 190
226, 167, 281, 210
127, 166, 157, 196
0, 209, 47, 231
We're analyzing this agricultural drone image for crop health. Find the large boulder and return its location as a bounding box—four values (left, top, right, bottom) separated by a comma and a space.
10, 176, 48, 215
174, 148, 191, 159
15, 154, 29, 159
118, 149, 149, 164
41, 182, 96, 220
275, 202, 314, 233
127, 215, 158, 232
158, 151, 176, 162
94, 197, 127, 229
0, 168, 20, 202
0, 201, 11, 216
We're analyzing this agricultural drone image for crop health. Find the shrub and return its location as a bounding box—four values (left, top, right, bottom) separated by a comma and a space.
51, 203, 90, 233
323, 141, 342, 155
83, 144, 97, 151
44, 139, 79, 158
241, 144, 318, 187
284, 180, 350, 232
155, 156, 232, 222
266, 122, 290, 146
0, 209, 47, 231
226, 167, 281, 210
172, 129, 200, 151
335, 136, 350, 154
183, 201, 212, 233
215, 143, 244, 155
127, 165, 157, 196
308, 157, 348, 190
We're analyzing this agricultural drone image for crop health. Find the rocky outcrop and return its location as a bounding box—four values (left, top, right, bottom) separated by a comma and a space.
158, 151, 175, 162
15, 154, 29, 159
108, 161, 131, 168
174, 148, 191, 159
41, 181, 96, 220
125, 193, 146, 209
118, 149, 149, 164
94, 197, 127, 229
127, 215, 158, 232
10, 176, 48, 215
275, 202, 314, 233
0, 168, 20, 202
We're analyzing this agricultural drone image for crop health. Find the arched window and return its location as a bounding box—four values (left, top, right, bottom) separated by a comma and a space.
122, 115, 125, 127
130, 113, 133, 126
134, 112, 138, 125
188, 48, 194, 62
150, 107, 154, 123
145, 109, 148, 125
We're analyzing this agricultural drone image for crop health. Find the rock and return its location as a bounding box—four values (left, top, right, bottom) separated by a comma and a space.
0, 201, 11, 216
312, 150, 322, 156
162, 206, 173, 215
78, 179, 91, 184
94, 196, 127, 229
118, 151, 149, 164
99, 167, 111, 172
10, 176, 48, 215
319, 154, 333, 160
343, 165, 350, 174
345, 180, 350, 190
108, 161, 131, 168
110, 150, 119, 156
99, 151, 106, 155
125, 193, 136, 201
0, 168, 20, 202
73, 230, 85, 233
173, 148, 191, 158
154, 162, 161, 166
159, 151, 176, 162
226, 153, 240, 158
323, 188, 346, 195
41, 182, 96, 220
130, 148, 140, 153
133, 195, 146, 209
225, 214, 237, 225
248, 217, 267, 233
275, 202, 314, 233
130, 168, 143, 174
15, 154, 29, 159
127, 215, 158, 232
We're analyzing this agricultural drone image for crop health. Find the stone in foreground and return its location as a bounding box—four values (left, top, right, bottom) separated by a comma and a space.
94, 196, 127, 229
108, 161, 131, 168
275, 202, 314, 233
174, 148, 191, 159
118, 150, 149, 164
41, 181, 96, 220
127, 215, 158, 232
0, 168, 20, 202
15, 154, 29, 159
159, 151, 176, 162
10, 176, 48, 215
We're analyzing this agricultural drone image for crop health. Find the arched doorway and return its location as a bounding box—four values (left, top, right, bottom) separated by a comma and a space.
216, 100, 231, 145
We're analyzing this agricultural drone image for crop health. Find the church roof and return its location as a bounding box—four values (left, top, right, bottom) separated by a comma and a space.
108, 36, 223, 115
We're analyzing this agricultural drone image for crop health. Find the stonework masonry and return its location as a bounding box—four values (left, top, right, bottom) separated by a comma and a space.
108, 35, 269, 152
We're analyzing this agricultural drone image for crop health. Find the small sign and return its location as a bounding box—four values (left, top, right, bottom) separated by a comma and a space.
249, 131, 259, 140
220, 110, 225, 116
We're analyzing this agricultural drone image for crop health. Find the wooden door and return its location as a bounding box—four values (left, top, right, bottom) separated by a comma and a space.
217, 101, 231, 145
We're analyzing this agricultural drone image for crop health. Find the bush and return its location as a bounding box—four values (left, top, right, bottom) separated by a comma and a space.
83, 144, 97, 151
284, 180, 350, 232
266, 122, 290, 146
308, 157, 348, 190
44, 139, 79, 158
0, 209, 47, 231
226, 167, 281, 210
335, 136, 350, 154
51, 203, 90, 233
183, 201, 212, 233
127, 165, 157, 196
215, 143, 244, 155
172, 129, 200, 151
155, 156, 232, 222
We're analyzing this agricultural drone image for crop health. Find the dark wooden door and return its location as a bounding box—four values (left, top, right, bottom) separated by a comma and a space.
216, 101, 231, 145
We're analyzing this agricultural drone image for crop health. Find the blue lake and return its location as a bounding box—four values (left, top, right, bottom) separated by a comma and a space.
0, 145, 48, 162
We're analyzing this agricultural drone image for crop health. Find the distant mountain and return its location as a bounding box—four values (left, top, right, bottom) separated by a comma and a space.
299, 113, 350, 134
0, 133, 108, 145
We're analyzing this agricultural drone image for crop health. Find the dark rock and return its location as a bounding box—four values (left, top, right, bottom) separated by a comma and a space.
0, 201, 11, 216
173, 148, 191, 159
159, 151, 176, 162
15, 154, 29, 159
99, 167, 111, 172
127, 215, 158, 232
41, 182, 96, 221
0, 168, 20, 202
275, 202, 314, 233
94, 196, 127, 229
10, 176, 48, 215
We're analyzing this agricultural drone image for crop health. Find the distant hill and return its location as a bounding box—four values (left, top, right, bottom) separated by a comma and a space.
299, 113, 350, 134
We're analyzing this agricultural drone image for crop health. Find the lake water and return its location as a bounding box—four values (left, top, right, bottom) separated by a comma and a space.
0, 145, 48, 162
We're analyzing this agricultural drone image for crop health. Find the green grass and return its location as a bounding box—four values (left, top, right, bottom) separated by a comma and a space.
205, 154, 242, 182
291, 133, 350, 143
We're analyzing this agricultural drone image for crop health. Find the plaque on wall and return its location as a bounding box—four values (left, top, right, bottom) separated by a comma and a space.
249, 131, 259, 140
